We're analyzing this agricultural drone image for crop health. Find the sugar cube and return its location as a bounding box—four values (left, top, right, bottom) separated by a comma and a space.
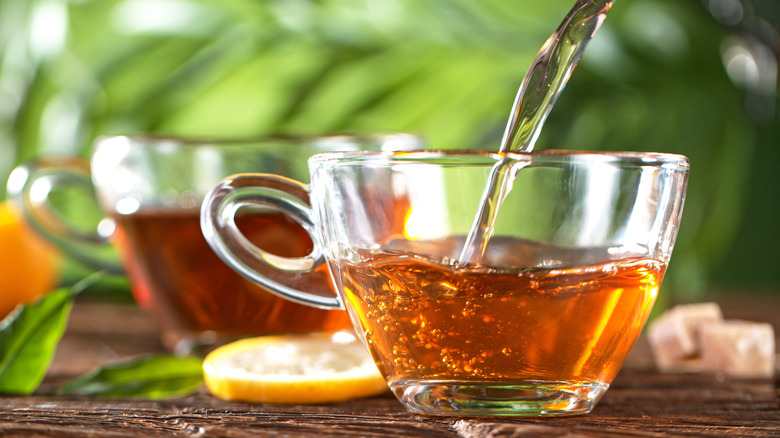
699, 320, 776, 379
647, 302, 723, 372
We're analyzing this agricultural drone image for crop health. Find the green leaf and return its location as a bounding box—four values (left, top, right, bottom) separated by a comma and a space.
0, 272, 109, 394
0, 288, 74, 394
60, 355, 204, 400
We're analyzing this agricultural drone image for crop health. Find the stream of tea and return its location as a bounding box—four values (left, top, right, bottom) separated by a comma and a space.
457, 0, 615, 267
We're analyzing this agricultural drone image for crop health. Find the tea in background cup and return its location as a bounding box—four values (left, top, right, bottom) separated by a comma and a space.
8, 134, 423, 354
201, 150, 689, 416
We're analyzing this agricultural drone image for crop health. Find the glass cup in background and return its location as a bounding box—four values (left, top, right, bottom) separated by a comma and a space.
8, 134, 423, 354
201, 150, 689, 416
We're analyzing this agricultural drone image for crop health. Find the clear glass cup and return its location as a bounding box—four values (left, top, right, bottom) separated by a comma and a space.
201, 149, 689, 416
8, 133, 423, 354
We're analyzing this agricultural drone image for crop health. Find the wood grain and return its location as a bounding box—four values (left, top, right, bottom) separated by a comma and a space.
0, 294, 777, 437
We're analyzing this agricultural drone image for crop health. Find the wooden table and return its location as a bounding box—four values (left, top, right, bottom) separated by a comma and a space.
1, 293, 778, 437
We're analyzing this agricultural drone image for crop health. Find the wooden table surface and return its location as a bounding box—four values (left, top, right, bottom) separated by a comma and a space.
0, 293, 778, 437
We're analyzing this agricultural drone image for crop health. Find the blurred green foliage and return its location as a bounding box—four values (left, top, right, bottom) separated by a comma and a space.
1, 0, 778, 299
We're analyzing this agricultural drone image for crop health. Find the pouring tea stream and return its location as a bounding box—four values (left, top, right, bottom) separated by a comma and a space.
457, 0, 615, 266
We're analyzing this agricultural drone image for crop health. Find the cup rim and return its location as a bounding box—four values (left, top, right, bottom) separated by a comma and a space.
308, 149, 690, 170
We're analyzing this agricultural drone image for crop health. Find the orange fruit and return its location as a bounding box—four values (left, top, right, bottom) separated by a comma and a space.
203, 332, 388, 405
0, 200, 60, 318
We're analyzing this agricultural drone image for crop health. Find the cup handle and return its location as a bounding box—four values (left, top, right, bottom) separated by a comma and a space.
200, 174, 343, 310
6, 157, 124, 274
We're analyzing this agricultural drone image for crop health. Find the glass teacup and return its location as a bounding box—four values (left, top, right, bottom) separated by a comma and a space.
8, 134, 422, 354
202, 149, 689, 416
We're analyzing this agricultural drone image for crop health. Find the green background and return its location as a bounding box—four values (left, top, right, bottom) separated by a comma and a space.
1, 0, 778, 302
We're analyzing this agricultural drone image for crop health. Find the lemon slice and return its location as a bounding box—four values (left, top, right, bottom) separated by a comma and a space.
202, 332, 388, 404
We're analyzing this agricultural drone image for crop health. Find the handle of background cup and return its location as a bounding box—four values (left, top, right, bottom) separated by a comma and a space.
6, 157, 124, 274
200, 173, 344, 310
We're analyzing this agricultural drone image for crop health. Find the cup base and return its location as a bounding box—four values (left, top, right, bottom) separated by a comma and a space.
390, 380, 608, 417
162, 329, 230, 356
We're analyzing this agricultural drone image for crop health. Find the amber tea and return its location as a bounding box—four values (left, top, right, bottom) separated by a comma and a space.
339, 238, 663, 402
112, 209, 351, 352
